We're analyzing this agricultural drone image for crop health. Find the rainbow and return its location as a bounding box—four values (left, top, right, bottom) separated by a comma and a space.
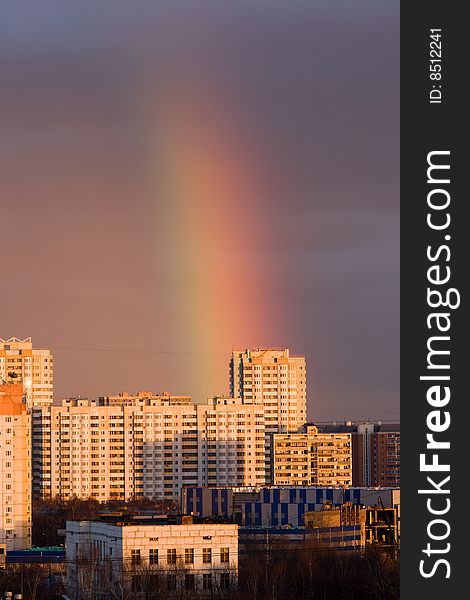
147, 82, 281, 396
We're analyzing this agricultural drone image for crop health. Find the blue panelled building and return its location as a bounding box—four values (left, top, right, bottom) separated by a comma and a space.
182, 486, 400, 528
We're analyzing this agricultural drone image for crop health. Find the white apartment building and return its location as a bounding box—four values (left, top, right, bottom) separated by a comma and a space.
42, 395, 267, 501
0, 383, 32, 550
0, 337, 53, 407
273, 425, 352, 487
197, 397, 267, 488
66, 519, 238, 598
50, 399, 146, 501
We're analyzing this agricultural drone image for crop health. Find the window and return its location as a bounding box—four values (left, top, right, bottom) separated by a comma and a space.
202, 548, 212, 564
149, 549, 158, 564
220, 547, 230, 563
185, 548, 194, 564
167, 574, 177, 590
221, 572, 231, 590
184, 574, 195, 590
131, 549, 141, 565
203, 573, 212, 590
167, 548, 177, 565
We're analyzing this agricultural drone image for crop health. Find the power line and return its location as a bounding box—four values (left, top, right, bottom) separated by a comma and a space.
312, 365, 399, 393
46, 345, 398, 393
49, 346, 224, 357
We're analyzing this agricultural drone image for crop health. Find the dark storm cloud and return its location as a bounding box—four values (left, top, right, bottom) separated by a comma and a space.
1, 1, 399, 419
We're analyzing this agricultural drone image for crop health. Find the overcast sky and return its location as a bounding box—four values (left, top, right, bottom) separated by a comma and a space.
0, 1, 399, 421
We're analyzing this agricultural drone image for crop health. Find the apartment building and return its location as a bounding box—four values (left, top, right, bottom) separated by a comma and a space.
40, 395, 267, 501
0, 383, 32, 550
65, 518, 238, 597
230, 348, 307, 483
230, 348, 307, 433
273, 425, 352, 487
46, 397, 197, 501
316, 422, 400, 487
33, 347, 307, 500
0, 337, 53, 407
1, 337, 54, 499
197, 397, 267, 488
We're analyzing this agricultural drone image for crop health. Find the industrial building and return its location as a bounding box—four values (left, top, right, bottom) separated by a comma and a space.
182, 486, 400, 529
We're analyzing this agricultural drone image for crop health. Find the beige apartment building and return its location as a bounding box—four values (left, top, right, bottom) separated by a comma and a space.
230, 348, 307, 433
0, 337, 53, 407
0, 383, 32, 550
230, 348, 307, 483
197, 397, 267, 488
316, 421, 400, 487
48, 396, 198, 501
273, 425, 352, 487
41, 394, 267, 501
1, 337, 54, 499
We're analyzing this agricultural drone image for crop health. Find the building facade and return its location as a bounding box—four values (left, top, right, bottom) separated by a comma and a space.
273, 425, 352, 486
316, 422, 400, 487
230, 348, 307, 483
182, 486, 400, 530
304, 503, 399, 547
38, 395, 267, 501
181, 486, 400, 527
230, 348, 307, 433
0, 383, 32, 550
65, 518, 238, 598
1, 337, 54, 499
353, 423, 400, 487
197, 397, 267, 488
0, 337, 53, 407
45, 397, 199, 501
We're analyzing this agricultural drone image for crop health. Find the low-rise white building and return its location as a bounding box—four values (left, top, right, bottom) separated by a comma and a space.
65, 518, 238, 598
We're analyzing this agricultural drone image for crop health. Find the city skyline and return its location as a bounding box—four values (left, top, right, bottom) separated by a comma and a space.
0, 337, 397, 421
0, 3, 402, 597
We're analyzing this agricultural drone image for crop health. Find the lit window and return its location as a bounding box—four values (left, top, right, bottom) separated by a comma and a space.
185, 548, 194, 564
202, 548, 212, 564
